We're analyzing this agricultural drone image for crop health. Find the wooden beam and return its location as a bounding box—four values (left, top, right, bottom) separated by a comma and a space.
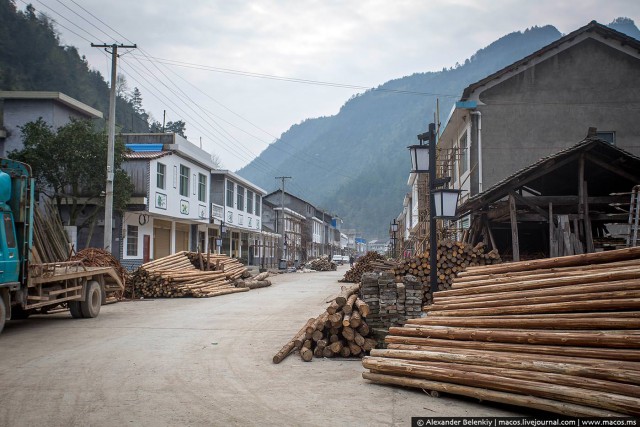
510, 191, 549, 219
549, 203, 556, 257
509, 193, 520, 261
585, 154, 640, 183
584, 180, 595, 252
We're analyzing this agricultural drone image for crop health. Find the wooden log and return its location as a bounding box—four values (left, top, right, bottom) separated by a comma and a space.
348, 342, 362, 356
371, 349, 640, 387
362, 338, 377, 352
458, 246, 640, 277
335, 284, 361, 307
322, 346, 334, 358
389, 325, 640, 348
311, 330, 323, 342
340, 346, 351, 357
342, 312, 352, 327
357, 322, 370, 337
329, 340, 344, 354
327, 300, 340, 315
350, 310, 362, 328
362, 372, 625, 417
363, 357, 640, 416
273, 317, 315, 364
343, 294, 358, 315
406, 316, 640, 330
342, 326, 355, 341
383, 336, 640, 361
355, 298, 370, 317
300, 346, 313, 362
354, 332, 366, 347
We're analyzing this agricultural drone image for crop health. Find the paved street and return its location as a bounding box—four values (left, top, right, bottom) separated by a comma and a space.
0, 265, 529, 426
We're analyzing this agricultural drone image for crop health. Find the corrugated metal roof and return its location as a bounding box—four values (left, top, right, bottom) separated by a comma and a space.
124, 151, 173, 160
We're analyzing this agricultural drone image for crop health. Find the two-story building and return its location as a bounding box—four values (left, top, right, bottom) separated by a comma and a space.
118, 133, 214, 269
210, 170, 277, 267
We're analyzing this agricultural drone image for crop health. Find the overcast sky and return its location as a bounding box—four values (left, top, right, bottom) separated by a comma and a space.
29, 0, 640, 171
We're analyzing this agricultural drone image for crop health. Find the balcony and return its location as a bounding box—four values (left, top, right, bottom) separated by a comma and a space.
211, 203, 224, 221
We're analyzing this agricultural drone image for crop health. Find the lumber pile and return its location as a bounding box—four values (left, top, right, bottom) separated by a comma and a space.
273, 283, 377, 363
237, 271, 272, 289
362, 246, 640, 417
361, 272, 424, 328
70, 248, 128, 300
393, 241, 501, 304
306, 257, 337, 271
129, 251, 250, 298
341, 251, 387, 283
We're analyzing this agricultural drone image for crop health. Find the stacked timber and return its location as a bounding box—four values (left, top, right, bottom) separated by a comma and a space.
129, 251, 250, 298
362, 246, 640, 417
341, 251, 387, 283
378, 272, 399, 327
360, 273, 425, 328
306, 257, 337, 271
32, 201, 72, 263
393, 241, 501, 304
237, 271, 272, 289
361, 273, 381, 327
273, 283, 377, 363
185, 252, 249, 279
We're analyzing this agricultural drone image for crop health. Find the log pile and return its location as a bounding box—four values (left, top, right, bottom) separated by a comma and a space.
70, 248, 128, 300
237, 271, 272, 289
393, 241, 501, 304
273, 283, 377, 363
306, 257, 337, 271
32, 201, 72, 263
341, 251, 387, 283
129, 251, 250, 298
362, 246, 640, 417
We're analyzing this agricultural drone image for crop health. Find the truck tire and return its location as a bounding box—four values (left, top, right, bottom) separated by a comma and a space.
0, 293, 6, 334
80, 280, 101, 318
68, 301, 84, 318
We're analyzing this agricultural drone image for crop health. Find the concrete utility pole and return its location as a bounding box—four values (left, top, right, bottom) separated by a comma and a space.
275, 176, 292, 261
92, 42, 136, 253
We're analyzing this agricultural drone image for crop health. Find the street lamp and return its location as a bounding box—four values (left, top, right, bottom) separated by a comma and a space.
408, 122, 459, 299
390, 219, 399, 258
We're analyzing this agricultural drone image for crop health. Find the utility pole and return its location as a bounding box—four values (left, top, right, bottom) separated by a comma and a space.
275, 176, 292, 264
92, 42, 136, 253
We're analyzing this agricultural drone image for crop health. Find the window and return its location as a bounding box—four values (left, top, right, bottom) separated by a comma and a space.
597, 131, 616, 145
4, 214, 15, 248
255, 195, 261, 217
246, 190, 254, 214
193, 173, 197, 195
226, 181, 234, 208
156, 163, 166, 189
126, 225, 138, 256
459, 131, 469, 174
237, 185, 245, 211
179, 165, 190, 197
198, 173, 207, 202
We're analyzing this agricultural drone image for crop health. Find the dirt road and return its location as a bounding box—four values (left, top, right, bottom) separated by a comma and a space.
0, 265, 529, 426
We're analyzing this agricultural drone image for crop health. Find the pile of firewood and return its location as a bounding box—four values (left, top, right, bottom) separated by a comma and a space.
129, 251, 250, 298
237, 271, 272, 289
393, 241, 501, 304
306, 257, 337, 271
363, 246, 640, 417
273, 284, 377, 363
70, 248, 128, 300
341, 251, 387, 283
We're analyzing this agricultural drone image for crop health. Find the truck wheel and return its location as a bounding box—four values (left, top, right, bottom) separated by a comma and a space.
68, 301, 84, 318
80, 280, 101, 318
0, 293, 6, 334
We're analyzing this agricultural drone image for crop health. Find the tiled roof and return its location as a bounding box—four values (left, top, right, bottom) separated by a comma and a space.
124, 151, 173, 160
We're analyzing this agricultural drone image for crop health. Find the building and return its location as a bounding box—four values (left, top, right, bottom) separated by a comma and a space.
439, 21, 640, 208
210, 170, 277, 267
0, 91, 103, 157
118, 133, 213, 270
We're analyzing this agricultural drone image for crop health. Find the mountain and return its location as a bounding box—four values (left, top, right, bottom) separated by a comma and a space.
237, 18, 640, 240
0, 1, 149, 132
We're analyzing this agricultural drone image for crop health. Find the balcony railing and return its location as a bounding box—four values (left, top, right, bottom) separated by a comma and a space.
211, 203, 224, 220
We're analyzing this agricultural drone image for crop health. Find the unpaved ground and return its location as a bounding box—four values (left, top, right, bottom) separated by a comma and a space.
0, 265, 533, 426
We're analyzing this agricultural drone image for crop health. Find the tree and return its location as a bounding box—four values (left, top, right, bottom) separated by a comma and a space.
130, 87, 143, 113
116, 73, 129, 99
9, 118, 134, 247
165, 120, 186, 137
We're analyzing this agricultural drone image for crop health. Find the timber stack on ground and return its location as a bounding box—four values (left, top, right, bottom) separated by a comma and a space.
341, 251, 387, 283
393, 240, 501, 304
129, 251, 251, 298
362, 246, 640, 417
306, 257, 337, 271
273, 283, 377, 363
361, 272, 424, 328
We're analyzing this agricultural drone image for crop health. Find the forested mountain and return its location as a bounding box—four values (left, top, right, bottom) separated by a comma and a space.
0, 1, 149, 132
238, 18, 640, 239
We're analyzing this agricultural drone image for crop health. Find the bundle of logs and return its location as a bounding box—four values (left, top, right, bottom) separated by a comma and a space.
237, 271, 272, 290
70, 248, 129, 300
129, 251, 250, 298
363, 246, 640, 417
273, 283, 377, 363
393, 241, 501, 305
341, 251, 387, 283
32, 201, 72, 263
306, 257, 337, 271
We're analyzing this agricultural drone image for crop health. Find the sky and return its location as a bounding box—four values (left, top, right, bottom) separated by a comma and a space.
24, 0, 640, 171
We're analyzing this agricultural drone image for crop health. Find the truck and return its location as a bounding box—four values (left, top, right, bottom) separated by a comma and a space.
0, 159, 124, 334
